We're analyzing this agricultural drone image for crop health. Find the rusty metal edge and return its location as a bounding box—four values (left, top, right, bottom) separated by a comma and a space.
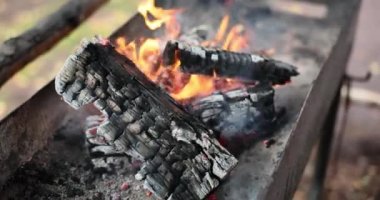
0, 82, 72, 187
0, 10, 144, 191
260, 0, 362, 199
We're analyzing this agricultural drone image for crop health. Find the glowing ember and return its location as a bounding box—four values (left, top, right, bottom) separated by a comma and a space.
115, 0, 250, 101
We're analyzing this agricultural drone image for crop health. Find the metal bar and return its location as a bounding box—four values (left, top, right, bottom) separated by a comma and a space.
254, 1, 361, 199
0, 82, 75, 188
308, 80, 342, 200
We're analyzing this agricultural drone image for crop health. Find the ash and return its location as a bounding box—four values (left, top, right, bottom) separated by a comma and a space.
1, 118, 157, 200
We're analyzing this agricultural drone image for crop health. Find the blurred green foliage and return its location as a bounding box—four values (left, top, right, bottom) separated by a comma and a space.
0, 0, 138, 118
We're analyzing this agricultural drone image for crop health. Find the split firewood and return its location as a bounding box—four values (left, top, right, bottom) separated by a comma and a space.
86, 83, 277, 157
85, 115, 125, 157
55, 37, 238, 200
163, 40, 299, 85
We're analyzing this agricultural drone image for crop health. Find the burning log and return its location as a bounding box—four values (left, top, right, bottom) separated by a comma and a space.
55, 37, 238, 200
163, 40, 299, 85
87, 84, 277, 157
188, 83, 276, 153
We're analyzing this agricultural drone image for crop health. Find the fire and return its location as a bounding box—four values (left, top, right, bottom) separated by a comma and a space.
215, 15, 230, 43
171, 75, 215, 100
137, 0, 179, 30
136, 38, 160, 78
223, 24, 249, 51
137, 0, 181, 39
116, 0, 250, 101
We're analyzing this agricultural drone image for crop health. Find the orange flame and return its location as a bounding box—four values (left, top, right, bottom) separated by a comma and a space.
138, 0, 179, 30
116, 1, 250, 101
171, 75, 215, 100
215, 15, 230, 42
223, 24, 249, 51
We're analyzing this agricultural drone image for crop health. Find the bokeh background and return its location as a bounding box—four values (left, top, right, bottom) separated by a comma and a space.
0, 0, 137, 117
1, 0, 380, 199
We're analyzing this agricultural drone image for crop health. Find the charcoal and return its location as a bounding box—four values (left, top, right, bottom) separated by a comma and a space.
190, 84, 275, 135
163, 40, 299, 85
87, 83, 278, 156
55, 37, 238, 200
188, 84, 276, 152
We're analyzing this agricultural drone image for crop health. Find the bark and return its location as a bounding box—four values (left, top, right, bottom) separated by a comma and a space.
163, 40, 299, 85
0, 0, 109, 87
55, 37, 238, 200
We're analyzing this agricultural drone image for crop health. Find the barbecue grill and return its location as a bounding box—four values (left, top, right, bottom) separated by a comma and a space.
0, 0, 361, 199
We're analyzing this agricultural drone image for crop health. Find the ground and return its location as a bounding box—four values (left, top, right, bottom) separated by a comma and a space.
0, 0, 380, 199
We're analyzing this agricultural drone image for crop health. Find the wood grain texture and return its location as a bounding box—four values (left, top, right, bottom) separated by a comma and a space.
55, 38, 238, 200
0, 0, 109, 87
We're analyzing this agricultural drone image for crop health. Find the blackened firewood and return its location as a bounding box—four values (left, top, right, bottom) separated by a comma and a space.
188, 84, 276, 153
163, 40, 299, 85
190, 84, 275, 135
85, 115, 126, 157
55, 37, 238, 200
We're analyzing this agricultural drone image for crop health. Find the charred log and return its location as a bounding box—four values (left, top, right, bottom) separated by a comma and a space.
86, 84, 277, 157
190, 84, 276, 136
85, 115, 126, 157
55, 37, 238, 200
163, 40, 299, 85
188, 84, 276, 153
87, 84, 278, 157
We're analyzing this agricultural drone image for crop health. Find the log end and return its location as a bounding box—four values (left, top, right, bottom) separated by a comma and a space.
264, 59, 299, 85
55, 37, 105, 109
